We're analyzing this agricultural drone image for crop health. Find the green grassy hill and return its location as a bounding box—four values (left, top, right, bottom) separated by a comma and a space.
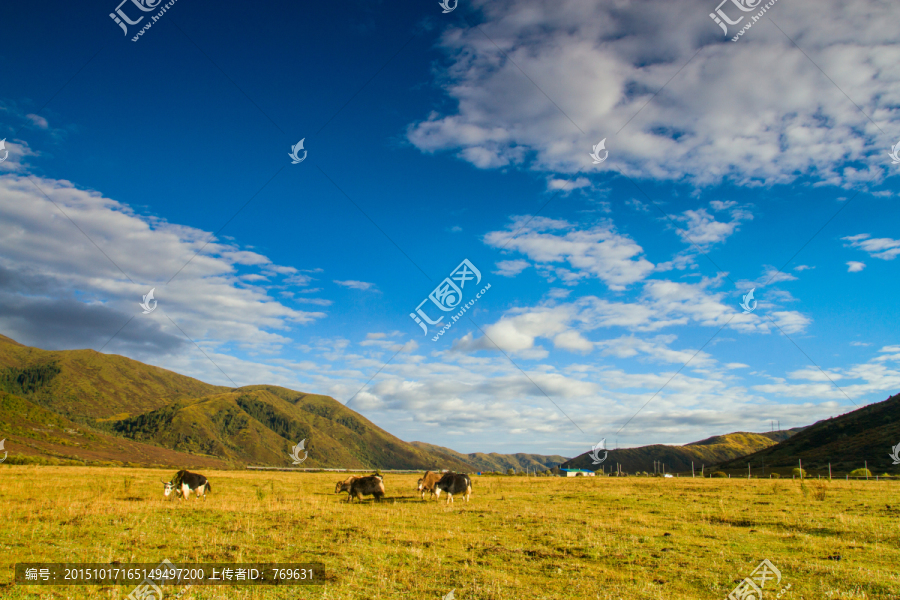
0, 335, 472, 470
0, 391, 230, 469
0, 333, 229, 419
112, 385, 474, 471
716, 393, 900, 475
409, 441, 567, 472
560, 430, 803, 474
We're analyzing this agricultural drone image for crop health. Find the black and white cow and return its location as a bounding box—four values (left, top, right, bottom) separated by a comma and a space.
161, 470, 211, 500
433, 473, 471, 503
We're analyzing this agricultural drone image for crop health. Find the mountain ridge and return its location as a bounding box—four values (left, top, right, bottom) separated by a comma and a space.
559, 430, 804, 474
715, 392, 900, 474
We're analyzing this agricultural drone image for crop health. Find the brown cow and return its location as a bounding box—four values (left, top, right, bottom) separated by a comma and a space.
416, 471, 445, 500
334, 475, 362, 496
347, 475, 385, 503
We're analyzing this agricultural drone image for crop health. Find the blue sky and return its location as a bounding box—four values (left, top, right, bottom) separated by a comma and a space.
1, 0, 899, 457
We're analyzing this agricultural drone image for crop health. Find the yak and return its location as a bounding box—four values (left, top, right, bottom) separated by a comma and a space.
345, 474, 385, 503
433, 472, 471, 503
162, 470, 210, 500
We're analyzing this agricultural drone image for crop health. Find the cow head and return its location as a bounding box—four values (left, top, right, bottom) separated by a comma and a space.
161, 479, 175, 497
416, 478, 424, 491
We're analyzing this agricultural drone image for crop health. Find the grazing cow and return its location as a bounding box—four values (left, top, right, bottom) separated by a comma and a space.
161, 470, 210, 500
434, 473, 471, 503
334, 475, 362, 495
416, 471, 445, 500
346, 474, 385, 503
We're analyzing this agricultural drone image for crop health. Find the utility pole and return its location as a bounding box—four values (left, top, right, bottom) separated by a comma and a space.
828, 463, 831, 480
692, 462, 695, 478
799, 459, 803, 479
748, 462, 751, 479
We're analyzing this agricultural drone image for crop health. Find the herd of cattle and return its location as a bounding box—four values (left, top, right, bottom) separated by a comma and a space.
160, 469, 473, 503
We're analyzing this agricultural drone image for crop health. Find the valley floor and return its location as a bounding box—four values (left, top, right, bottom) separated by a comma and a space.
1, 466, 898, 599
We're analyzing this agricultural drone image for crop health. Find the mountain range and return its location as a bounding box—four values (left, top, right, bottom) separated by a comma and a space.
0, 334, 529, 471
3, 333, 894, 474
558, 430, 803, 474
716, 392, 900, 475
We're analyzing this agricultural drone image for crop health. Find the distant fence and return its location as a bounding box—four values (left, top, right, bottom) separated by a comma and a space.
246, 467, 430, 474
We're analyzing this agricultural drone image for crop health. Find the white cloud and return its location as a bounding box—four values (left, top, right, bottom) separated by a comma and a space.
0, 174, 325, 358
626, 198, 650, 212
753, 345, 900, 401
673, 204, 753, 248
847, 261, 866, 272
407, 0, 899, 187
0, 138, 39, 173
484, 217, 655, 290
494, 259, 530, 277
26, 114, 49, 129
334, 279, 377, 290
546, 176, 591, 192
596, 334, 715, 367
843, 234, 900, 260
450, 271, 811, 359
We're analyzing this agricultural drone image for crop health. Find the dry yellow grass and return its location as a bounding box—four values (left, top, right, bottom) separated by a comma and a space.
1, 466, 898, 599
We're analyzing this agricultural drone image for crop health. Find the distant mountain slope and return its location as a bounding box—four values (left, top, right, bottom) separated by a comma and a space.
0, 333, 229, 419
0, 335, 476, 470
410, 441, 567, 472
0, 391, 230, 469
113, 385, 475, 471
560, 430, 804, 474
716, 393, 900, 474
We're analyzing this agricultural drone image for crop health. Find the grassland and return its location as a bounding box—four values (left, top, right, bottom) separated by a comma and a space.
2, 467, 899, 599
